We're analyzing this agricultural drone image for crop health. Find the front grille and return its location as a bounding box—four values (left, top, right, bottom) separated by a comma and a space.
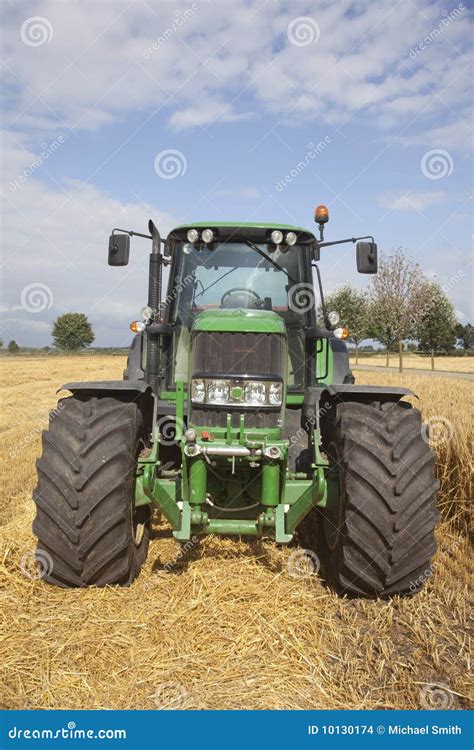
190, 331, 285, 428
192, 331, 284, 376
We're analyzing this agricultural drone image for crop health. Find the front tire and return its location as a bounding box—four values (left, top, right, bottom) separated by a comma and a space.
33, 396, 150, 588
319, 400, 439, 597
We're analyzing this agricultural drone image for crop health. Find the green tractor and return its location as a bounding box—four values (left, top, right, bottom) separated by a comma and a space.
33, 206, 439, 596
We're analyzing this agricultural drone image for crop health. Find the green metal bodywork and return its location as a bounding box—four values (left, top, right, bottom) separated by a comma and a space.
134, 224, 335, 542
192, 308, 286, 334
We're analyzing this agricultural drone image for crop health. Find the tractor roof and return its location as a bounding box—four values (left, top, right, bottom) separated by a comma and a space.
168, 222, 316, 243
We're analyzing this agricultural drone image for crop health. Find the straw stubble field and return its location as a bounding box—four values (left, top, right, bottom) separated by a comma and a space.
0, 356, 472, 710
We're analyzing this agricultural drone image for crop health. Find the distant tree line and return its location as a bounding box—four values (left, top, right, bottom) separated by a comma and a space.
323, 248, 472, 371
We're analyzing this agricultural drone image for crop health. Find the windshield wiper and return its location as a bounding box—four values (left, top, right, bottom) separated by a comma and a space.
193, 266, 238, 301
244, 240, 298, 285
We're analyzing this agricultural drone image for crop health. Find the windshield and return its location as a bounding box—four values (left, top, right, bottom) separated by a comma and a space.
164, 241, 316, 390
169, 242, 309, 319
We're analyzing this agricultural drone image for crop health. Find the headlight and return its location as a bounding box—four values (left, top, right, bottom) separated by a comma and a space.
207, 379, 230, 404
191, 378, 283, 406
268, 382, 283, 405
191, 379, 205, 403
285, 231, 297, 246
244, 381, 266, 406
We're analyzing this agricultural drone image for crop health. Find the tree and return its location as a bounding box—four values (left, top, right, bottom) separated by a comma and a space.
455, 323, 473, 351
368, 248, 428, 372
415, 282, 457, 369
324, 285, 370, 364
7, 340, 20, 353
0, 339, 3, 348
52, 313, 95, 351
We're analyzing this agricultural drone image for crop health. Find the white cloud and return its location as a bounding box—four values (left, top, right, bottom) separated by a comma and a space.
0, 132, 178, 346
1, 0, 471, 143
377, 190, 446, 212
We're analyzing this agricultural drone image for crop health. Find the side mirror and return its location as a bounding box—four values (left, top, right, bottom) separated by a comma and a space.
356, 241, 377, 274
108, 233, 130, 266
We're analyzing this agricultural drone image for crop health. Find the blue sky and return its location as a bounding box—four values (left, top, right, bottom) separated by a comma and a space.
1, 0, 472, 346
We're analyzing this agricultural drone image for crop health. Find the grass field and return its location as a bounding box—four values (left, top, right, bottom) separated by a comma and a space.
0, 356, 472, 710
349, 354, 474, 372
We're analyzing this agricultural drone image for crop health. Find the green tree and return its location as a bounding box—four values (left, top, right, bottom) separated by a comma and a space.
0, 339, 3, 348
324, 285, 370, 364
7, 339, 20, 353
416, 282, 457, 369
52, 313, 95, 351
455, 323, 473, 351
368, 248, 428, 371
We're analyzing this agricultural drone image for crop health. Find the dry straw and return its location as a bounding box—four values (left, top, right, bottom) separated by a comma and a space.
0, 357, 472, 710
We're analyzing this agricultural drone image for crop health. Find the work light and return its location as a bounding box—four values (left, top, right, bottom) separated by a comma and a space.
202, 228, 214, 244
187, 229, 199, 243
285, 231, 297, 246
270, 230, 283, 245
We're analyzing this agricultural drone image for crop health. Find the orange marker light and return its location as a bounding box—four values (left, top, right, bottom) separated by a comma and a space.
130, 321, 146, 333
315, 205, 329, 223
334, 327, 350, 340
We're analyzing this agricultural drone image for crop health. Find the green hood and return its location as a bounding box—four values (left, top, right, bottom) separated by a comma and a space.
192, 308, 286, 335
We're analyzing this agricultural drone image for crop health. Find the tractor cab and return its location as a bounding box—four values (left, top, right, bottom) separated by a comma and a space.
162, 223, 319, 393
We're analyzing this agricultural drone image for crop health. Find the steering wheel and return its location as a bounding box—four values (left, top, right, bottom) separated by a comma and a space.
220, 288, 264, 309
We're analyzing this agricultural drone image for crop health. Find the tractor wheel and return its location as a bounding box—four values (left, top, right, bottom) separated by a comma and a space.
32, 395, 150, 588
319, 400, 439, 597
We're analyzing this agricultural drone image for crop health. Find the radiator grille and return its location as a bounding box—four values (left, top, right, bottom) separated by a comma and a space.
190, 331, 285, 428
